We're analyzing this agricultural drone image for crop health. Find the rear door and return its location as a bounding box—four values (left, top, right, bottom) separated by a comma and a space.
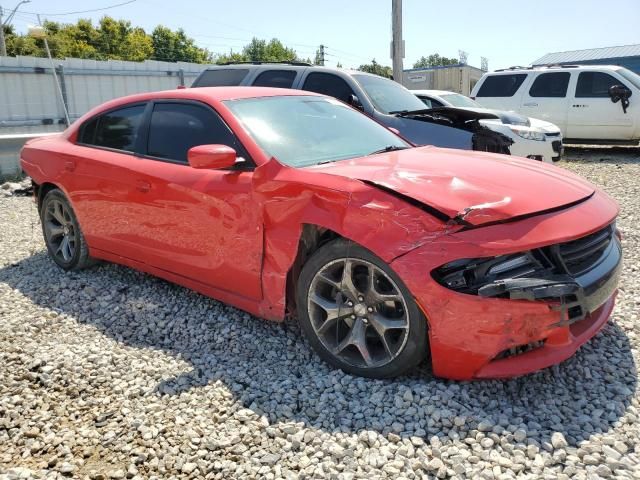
519, 71, 571, 132
68, 103, 148, 255
250, 69, 299, 89
566, 71, 636, 140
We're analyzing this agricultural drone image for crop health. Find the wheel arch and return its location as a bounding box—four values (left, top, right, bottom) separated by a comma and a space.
285, 224, 349, 318
35, 181, 64, 212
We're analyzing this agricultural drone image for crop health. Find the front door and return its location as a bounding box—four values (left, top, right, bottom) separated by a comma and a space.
119, 101, 263, 300
566, 71, 636, 140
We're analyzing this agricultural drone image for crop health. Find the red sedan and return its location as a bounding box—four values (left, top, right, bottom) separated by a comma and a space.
20, 87, 622, 380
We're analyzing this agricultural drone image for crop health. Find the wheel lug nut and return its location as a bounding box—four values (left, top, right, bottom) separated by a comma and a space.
367, 307, 373, 312
347, 301, 353, 307
358, 296, 364, 302
351, 315, 356, 319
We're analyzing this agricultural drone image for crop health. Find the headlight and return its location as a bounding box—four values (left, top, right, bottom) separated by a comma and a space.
509, 127, 546, 141
432, 253, 544, 295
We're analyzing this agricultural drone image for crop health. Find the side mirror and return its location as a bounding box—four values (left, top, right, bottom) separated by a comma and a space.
188, 144, 237, 169
609, 84, 632, 113
348, 94, 364, 111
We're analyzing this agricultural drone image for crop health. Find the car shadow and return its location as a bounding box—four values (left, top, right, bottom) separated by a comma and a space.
563, 145, 640, 165
0, 252, 636, 447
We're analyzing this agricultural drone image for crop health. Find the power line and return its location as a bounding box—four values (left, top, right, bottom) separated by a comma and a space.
21, 0, 137, 17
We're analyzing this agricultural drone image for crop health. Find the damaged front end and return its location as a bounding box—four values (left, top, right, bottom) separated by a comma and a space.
433, 224, 622, 325
392, 107, 513, 154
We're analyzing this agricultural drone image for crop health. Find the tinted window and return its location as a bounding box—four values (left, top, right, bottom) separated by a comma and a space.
302, 73, 355, 103
529, 72, 570, 97
476, 74, 527, 97
252, 70, 296, 88
576, 72, 624, 98
193, 69, 249, 87
81, 105, 145, 152
147, 103, 238, 163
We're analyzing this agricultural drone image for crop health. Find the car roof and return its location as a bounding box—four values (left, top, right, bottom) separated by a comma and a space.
410, 89, 457, 96
486, 65, 624, 75
199, 63, 373, 78
88, 86, 321, 112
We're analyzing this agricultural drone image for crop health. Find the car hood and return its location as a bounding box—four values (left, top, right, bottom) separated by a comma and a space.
306, 146, 594, 226
451, 106, 531, 126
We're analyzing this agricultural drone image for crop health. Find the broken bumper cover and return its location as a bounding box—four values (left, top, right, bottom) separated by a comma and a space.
390, 191, 621, 380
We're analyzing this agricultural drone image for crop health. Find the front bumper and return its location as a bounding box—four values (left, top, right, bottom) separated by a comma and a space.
391, 190, 620, 380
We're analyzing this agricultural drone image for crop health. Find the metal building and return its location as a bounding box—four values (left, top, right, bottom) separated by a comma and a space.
532, 44, 640, 74
401, 64, 484, 96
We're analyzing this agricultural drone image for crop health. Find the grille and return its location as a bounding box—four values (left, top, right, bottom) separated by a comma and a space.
557, 225, 613, 275
545, 132, 561, 138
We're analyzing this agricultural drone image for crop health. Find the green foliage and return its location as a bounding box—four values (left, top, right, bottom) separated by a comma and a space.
216, 37, 301, 64
413, 54, 459, 69
4, 16, 211, 63
357, 59, 392, 78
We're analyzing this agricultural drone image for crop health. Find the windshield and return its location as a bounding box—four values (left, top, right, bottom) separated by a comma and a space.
224, 96, 409, 167
352, 74, 426, 114
617, 68, 640, 90
439, 93, 482, 108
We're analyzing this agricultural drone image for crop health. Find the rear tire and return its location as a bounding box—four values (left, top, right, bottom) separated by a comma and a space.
296, 239, 428, 378
40, 189, 95, 271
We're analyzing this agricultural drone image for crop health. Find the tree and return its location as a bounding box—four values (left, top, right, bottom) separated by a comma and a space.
151, 26, 212, 63
217, 37, 300, 64
5, 16, 212, 63
413, 54, 459, 69
358, 59, 392, 78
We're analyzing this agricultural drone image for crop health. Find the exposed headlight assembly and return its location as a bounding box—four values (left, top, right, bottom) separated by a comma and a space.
509, 127, 546, 141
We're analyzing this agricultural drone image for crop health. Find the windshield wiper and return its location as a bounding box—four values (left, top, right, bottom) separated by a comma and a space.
389, 108, 435, 117
367, 145, 409, 156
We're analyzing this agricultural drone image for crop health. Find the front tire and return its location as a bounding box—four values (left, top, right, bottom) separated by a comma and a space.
40, 189, 94, 271
296, 239, 428, 378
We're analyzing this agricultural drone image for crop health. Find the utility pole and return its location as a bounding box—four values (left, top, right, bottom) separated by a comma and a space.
391, 0, 404, 83
0, 1, 32, 57
0, 6, 6, 56
319, 44, 325, 66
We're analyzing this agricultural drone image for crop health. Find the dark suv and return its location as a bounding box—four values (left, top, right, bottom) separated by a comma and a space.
191, 63, 512, 154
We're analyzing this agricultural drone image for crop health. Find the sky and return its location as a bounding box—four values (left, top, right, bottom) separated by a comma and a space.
6, 0, 640, 71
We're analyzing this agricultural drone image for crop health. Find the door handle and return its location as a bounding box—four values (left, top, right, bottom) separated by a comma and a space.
523, 102, 538, 107
64, 160, 76, 172
135, 180, 151, 193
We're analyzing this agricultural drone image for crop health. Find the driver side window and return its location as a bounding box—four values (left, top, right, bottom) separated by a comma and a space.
302, 73, 356, 103
576, 72, 626, 98
146, 102, 252, 168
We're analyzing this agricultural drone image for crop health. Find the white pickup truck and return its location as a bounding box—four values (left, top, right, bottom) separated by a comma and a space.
470, 65, 640, 144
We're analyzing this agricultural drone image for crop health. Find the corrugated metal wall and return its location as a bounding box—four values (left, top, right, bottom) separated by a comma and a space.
0, 55, 214, 175
0, 56, 212, 135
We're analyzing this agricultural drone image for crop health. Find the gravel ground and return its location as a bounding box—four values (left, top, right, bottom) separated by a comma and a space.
0, 148, 639, 480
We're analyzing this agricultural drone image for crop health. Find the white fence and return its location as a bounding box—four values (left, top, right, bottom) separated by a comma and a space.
0, 55, 215, 175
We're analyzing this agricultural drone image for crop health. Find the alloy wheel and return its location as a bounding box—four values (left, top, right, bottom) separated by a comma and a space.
307, 258, 410, 369
43, 198, 77, 263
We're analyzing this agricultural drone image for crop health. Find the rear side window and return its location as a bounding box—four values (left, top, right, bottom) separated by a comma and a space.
476, 74, 527, 97
529, 72, 570, 97
193, 69, 249, 87
146, 102, 239, 163
302, 72, 355, 103
576, 72, 624, 98
252, 70, 297, 88
79, 104, 145, 152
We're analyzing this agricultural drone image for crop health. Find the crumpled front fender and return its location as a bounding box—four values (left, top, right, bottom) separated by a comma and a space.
251, 158, 448, 320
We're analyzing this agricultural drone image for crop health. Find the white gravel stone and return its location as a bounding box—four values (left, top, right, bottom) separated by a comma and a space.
0, 150, 639, 479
